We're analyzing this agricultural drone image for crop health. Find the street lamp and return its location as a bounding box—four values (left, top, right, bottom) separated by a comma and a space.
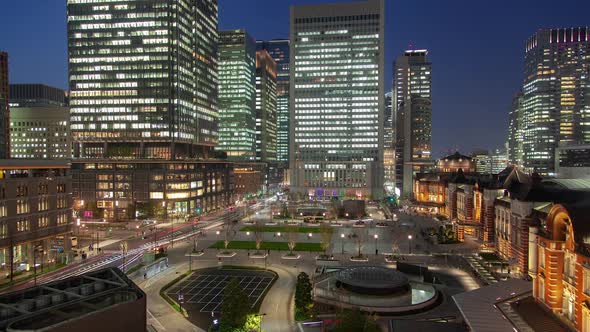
408, 235, 412, 254
374, 234, 379, 255
340, 233, 345, 254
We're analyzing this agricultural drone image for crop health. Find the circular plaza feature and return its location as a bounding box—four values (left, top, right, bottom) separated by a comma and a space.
314, 266, 439, 313
336, 266, 410, 295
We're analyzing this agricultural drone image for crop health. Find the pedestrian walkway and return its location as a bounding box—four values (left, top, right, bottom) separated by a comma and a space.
464, 254, 498, 284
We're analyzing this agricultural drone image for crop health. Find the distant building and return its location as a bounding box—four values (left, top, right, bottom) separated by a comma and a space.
0, 52, 9, 159
394, 49, 433, 197
490, 148, 509, 174
555, 144, 590, 178
256, 40, 290, 164
0, 267, 146, 332
10, 106, 71, 159
436, 152, 475, 173
234, 167, 263, 198
384, 92, 395, 193
507, 91, 524, 166
9, 83, 68, 107
217, 29, 257, 161
255, 50, 278, 162
472, 151, 491, 174
0, 160, 72, 280
520, 27, 590, 175
290, 0, 385, 200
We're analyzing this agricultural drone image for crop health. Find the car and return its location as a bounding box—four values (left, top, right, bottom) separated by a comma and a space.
375, 222, 388, 228
141, 219, 157, 226
352, 220, 366, 227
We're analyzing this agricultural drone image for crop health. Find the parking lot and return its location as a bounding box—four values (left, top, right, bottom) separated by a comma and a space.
167, 268, 276, 313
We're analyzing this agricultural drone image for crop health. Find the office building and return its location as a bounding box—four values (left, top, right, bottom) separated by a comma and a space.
9, 83, 68, 107
257, 40, 290, 164
217, 29, 256, 160
0, 52, 9, 159
9, 84, 71, 159
507, 91, 524, 166
490, 147, 509, 174
255, 49, 278, 162
472, 150, 491, 174
290, 0, 385, 200
10, 106, 71, 159
0, 268, 146, 332
0, 160, 72, 280
67, 0, 219, 159
394, 49, 433, 197
384, 91, 395, 193
67, 0, 233, 220
555, 143, 590, 178
521, 27, 590, 175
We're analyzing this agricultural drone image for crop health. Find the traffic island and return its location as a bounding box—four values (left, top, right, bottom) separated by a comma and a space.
216, 251, 237, 258
281, 253, 301, 260
163, 267, 277, 331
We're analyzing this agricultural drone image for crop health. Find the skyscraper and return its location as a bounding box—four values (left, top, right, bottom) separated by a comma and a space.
384, 91, 395, 192
67, 0, 233, 221
68, 0, 219, 159
290, 0, 385, 200
0, 52, 8, 159
394, 50, 432, 197
521, 27, 590, 175
217, 29, 256, 160
507, 91, 524, 166
256, 40, 290, 164
255, 49, 278, 162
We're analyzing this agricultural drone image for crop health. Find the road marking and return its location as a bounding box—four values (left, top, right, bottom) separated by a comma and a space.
148, 309, 166, 331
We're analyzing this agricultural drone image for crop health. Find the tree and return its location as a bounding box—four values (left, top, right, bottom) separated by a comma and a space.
286, 225, 298, 253
295, 272, 313, 319
352, 228, 367, 257
253, 220, 265, 254
223, 220, 235, 250
220, 278, 251, 329
319, 223, 332, 254
332, 309, 380, 332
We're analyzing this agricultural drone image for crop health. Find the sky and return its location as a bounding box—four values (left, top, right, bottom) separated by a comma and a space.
1, 0, 589, 157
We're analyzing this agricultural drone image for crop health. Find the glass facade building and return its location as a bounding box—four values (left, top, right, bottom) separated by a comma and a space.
384, 91, 394, 192
290, 0, 385, 200
217, 29, 256, 160
255, 50, 277, 162
0, 52, 8, 159
521, 27, 590, 175
394, 50, 432, 197
67, 0, 219, 159
507, 91, 524, 166
257, 40, 290, 164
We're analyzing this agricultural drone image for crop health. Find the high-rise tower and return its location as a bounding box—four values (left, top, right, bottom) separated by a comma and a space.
255, 50, 278, 162
257, 40, 290, 164
67, 0, 219, 159
521, 27, 590, 175
290, 0, 385, 200
0, 52, 8, 159
394, 50, 432, 197
217, 29, 256, 160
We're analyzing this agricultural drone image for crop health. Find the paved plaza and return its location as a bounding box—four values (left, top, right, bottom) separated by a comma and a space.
166, 268, 276, 313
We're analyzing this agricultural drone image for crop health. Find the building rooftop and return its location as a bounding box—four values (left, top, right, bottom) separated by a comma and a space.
0, 159, 70, 169
0, 267, 144, 331
452, 279, 532, 332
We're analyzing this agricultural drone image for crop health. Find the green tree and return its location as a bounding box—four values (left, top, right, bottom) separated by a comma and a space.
332, 309, 380, 332
220, 278, 251, 329
295, 272, 313, 319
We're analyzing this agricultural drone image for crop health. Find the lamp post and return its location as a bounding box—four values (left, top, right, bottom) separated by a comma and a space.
408, 234, 412, 254
341, 233, 345, 254
374, 234, 379, 255
33, 244, 43, 286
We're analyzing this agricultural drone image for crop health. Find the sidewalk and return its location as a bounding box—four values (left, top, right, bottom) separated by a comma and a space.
133, 262, 203, 332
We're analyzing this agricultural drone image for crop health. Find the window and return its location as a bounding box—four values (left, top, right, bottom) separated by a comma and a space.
57, 196, 68, 209
38, 183, 49, 195
539, 247, 545, 268
17, 219, 30, 232
16, 199, 29, 214
38, 197, 49, 211
38, 216, 49, 228
16, 185, 28, 197
57, 213, 68, 225
57, 183, 66, 193
0, 222, 6, 239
